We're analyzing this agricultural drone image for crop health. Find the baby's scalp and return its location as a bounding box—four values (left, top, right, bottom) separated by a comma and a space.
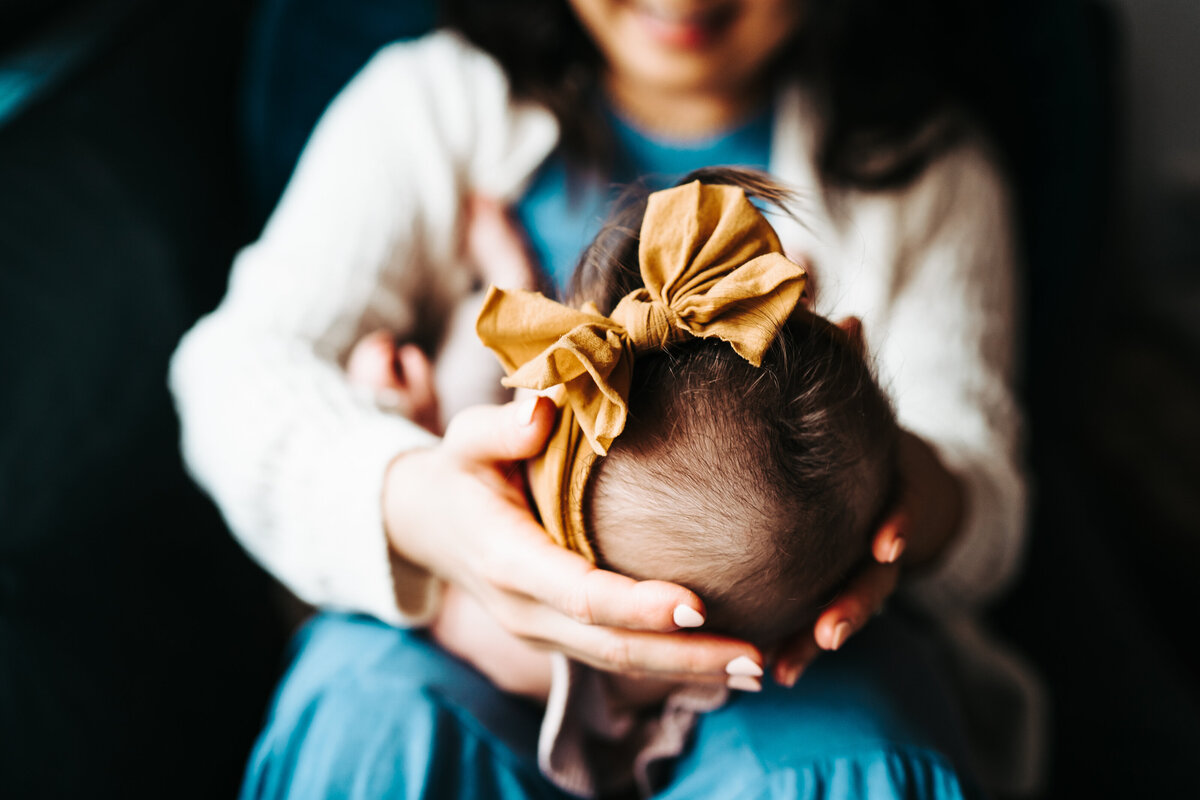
586, 310, 897, 645
480, 167, 899, 646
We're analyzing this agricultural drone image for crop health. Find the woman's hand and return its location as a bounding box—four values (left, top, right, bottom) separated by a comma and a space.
384, 396, 767, 688
347, 331, 442, 434
771, 429, 966, 687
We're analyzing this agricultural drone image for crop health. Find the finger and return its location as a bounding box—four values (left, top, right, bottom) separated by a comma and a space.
481, 588, 759, 682
772, 631, 821, 688
345, 330, 402, 390
834, 316, 866, 355
537, 619, 763, 685
395, 344, 441, 434
484, 532, 707, 633
814, 562, 901, 651
441, 396, 556, 464
872, 508, 910, 564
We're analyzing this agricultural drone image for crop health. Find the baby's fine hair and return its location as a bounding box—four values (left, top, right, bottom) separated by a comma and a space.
570, 168, 900, 646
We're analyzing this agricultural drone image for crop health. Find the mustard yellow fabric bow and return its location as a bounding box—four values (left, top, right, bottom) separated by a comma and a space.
476, 181, 807, 561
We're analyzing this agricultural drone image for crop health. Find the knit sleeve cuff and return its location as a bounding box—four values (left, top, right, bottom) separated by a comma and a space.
271, 411, 443, 626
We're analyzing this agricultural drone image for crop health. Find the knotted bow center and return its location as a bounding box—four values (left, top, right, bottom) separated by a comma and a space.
609, 290, 689, 355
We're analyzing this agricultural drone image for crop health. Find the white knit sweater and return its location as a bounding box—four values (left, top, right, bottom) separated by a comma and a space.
172, 29, 1024, 620
172, 32, 557, 624
171, 26, 1041, 796
169, 30, 1036, 786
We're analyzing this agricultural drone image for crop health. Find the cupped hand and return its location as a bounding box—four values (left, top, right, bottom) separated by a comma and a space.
771, 429, 965, 687
383, 396, 766, 687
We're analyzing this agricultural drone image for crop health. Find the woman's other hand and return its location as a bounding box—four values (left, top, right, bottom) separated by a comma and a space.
772, 430, 965, 687
346, 331, 442, 434
384, 397, 766, 688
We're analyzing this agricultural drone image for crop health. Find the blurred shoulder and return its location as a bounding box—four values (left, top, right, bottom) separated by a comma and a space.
346, 29, 509, 104
348, 30, 557, 191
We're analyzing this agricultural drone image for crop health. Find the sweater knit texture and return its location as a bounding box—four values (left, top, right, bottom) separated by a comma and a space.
169, 31, 1041, 796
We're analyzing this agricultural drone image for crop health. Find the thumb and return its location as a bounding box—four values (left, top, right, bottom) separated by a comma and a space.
442, 396, 555, 465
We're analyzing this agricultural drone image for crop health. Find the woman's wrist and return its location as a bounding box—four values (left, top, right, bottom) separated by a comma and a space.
897, 430, 967, 569
380, 446, 450, 622
381, 445, 439, 574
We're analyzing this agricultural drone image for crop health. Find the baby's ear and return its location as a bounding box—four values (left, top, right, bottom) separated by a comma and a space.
835, 316, 867, 355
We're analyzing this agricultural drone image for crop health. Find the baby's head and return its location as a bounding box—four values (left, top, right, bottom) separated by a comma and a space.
586, 320, 895, 645
481, 168, 898, 647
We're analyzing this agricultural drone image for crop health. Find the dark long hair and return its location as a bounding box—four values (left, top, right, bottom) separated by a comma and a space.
442, 0, 999, 189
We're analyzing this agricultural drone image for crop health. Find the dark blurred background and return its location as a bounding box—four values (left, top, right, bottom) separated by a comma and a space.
0, 0, 1196, 797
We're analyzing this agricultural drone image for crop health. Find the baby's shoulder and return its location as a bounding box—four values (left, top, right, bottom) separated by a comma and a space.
341, 30, 506, 118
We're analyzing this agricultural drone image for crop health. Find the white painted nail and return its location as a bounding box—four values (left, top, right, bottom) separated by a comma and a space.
672, 604, 705, 628
727, 675, 762, 692
725, 655, 764, 677
830, 621, 852, 651
518, 396, 539, 425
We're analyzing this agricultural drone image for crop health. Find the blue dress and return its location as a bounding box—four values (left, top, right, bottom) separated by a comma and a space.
240, 120, 983, 799
243, 614, 977, 799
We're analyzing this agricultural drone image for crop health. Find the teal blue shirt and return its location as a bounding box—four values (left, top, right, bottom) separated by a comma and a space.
515, 106, 773, 296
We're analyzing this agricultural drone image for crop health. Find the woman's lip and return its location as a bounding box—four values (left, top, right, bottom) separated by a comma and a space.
633, 2, 735, 49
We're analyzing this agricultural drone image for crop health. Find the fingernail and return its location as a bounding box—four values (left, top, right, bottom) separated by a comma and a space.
725, 655, 763, 678
885, 537, 906, 563
673, 604, 705, 628
727, 675, 762, 692
375, 387, 407, 411
778, 663, 804, 688
518, 396, 539, 425
830, 621, 851, 651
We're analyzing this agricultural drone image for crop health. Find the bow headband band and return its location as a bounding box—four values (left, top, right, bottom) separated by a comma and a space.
476, 181, 807, 561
